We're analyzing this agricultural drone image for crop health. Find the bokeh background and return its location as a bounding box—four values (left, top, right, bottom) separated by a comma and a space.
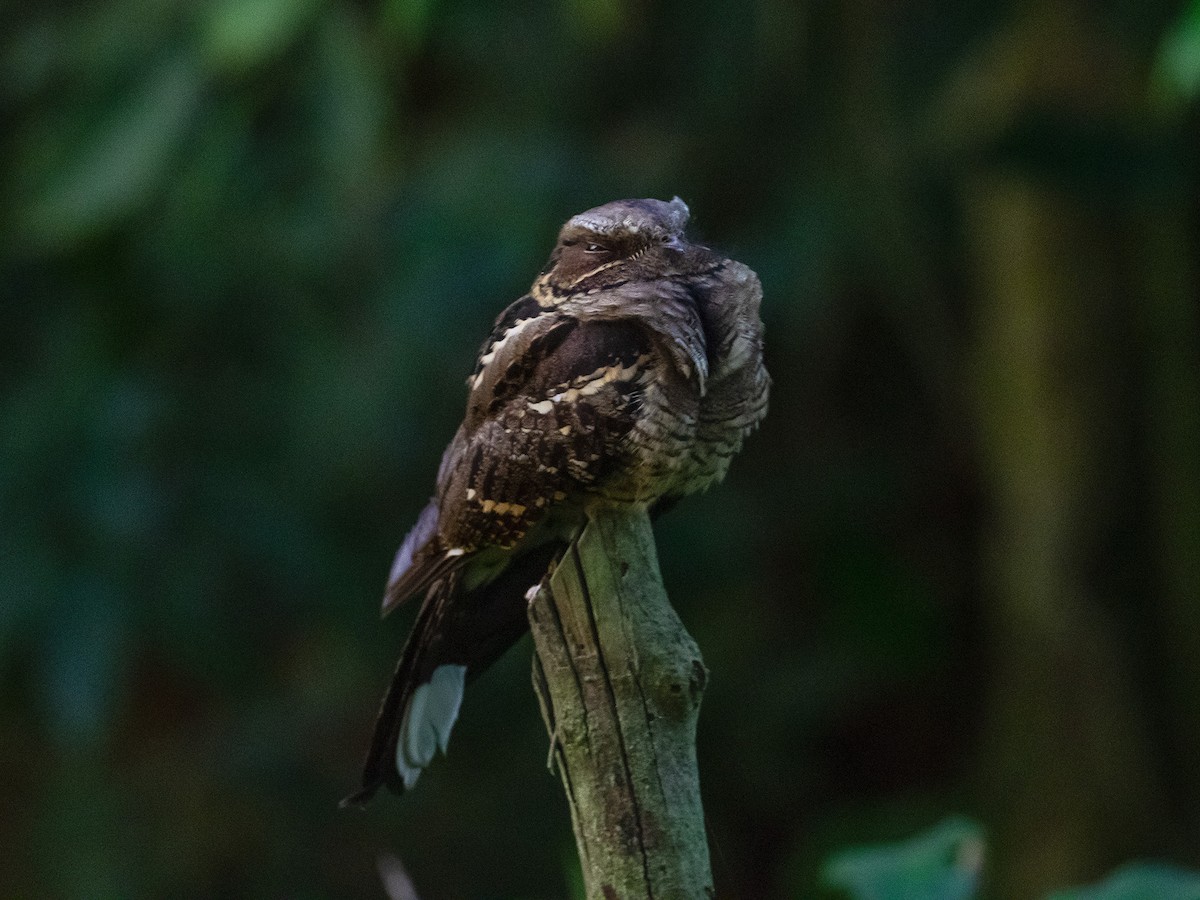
3, 0, 1200, 897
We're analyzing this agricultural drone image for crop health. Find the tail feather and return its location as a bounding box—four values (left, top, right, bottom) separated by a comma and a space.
397, 663, 466, 788
344, 576, 457, 806
344, 542, 565, 806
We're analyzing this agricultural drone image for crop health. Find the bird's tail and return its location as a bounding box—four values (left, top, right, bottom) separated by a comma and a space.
342, 542, 562, 806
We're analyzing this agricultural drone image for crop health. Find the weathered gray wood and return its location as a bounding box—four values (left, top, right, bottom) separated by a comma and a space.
528, 506, 713, 900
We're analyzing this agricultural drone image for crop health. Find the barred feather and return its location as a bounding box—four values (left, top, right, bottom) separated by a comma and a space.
348, 197, 768, 804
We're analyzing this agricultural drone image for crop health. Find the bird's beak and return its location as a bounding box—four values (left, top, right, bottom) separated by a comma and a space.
663, 235, 687, 253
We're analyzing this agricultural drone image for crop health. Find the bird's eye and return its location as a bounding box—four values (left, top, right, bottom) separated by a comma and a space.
584, 243, 609, 253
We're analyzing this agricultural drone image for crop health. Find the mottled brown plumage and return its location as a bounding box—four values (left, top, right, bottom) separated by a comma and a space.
345, 197, 768, 805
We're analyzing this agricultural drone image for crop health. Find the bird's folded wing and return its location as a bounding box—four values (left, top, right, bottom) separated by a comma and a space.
440, 315, 658, 547
382, 313, 663, 615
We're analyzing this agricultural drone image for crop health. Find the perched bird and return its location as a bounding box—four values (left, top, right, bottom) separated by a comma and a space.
345, 197, 768, 805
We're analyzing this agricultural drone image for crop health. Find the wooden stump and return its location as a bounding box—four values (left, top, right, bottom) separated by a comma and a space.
527, 507, 713, 900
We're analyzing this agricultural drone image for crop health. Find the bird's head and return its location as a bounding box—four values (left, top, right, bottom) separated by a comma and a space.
537, 197, 716, 296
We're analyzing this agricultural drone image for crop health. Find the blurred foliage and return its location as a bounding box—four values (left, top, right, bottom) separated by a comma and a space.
2, 0, 1200, 897
1048, 864, 1200, 900
1156, 0, 1200, 103
825, 820, 1200, 900
824, 816, 985, 900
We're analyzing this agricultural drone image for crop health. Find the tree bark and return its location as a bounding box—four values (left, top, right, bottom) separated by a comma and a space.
963, 169, 1164, 899
527, 506, 714, 900
937, 6, 1172, 894
1136, 206, 1200, 823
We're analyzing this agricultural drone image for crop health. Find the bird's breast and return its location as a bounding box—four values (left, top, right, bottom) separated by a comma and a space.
588, 360, 700, 505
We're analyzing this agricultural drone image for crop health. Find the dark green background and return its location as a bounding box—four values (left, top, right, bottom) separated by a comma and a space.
3, 0, 1200, 897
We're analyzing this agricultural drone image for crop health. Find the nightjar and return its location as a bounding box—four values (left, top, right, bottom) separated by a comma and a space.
345, 197, 768, 804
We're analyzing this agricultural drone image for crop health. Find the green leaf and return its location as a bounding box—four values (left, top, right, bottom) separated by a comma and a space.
201, 0, 324, 75
822, 817, 985, 900
1047, 863, 1200, 900
383, 0, 438, 47
19, 56, 202, 253
310, 8, 389, 196
1154, 0, 1200, 104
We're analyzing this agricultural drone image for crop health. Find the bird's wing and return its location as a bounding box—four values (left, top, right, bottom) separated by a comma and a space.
441, 314, 657, 543
381, 500, 453, 617
382, 311, 658, 615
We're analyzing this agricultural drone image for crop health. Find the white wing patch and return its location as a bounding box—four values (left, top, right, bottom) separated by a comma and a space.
396, 664, 468, 789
